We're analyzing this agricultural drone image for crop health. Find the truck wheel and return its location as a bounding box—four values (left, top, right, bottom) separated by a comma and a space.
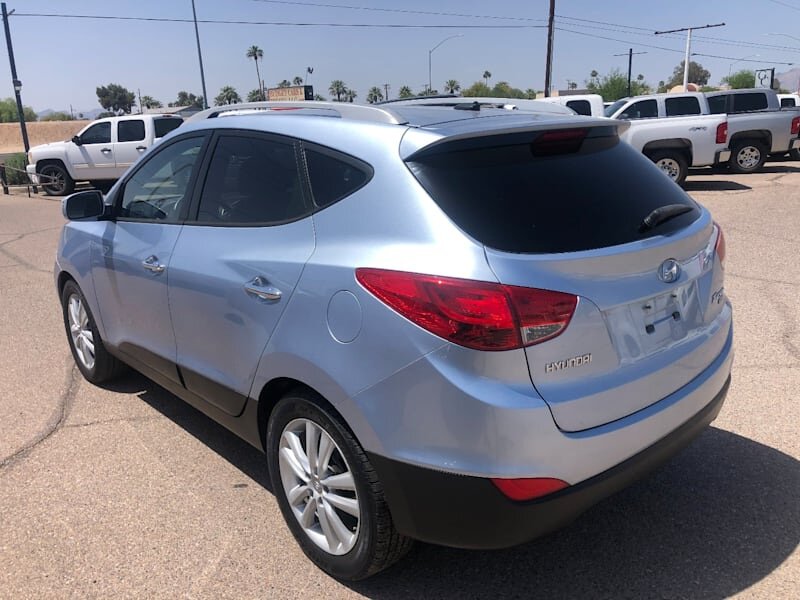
649, 151, 688, 186
40, 163, 75, 196
730, 140, 767, 173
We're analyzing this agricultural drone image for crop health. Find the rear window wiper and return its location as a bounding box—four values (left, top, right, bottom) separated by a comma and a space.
638, 204, 694, 233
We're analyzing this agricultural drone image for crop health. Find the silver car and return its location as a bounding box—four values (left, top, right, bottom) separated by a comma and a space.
56, 102, 733, 580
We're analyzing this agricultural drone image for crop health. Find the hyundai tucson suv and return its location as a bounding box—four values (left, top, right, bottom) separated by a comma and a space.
56, 101, 733, 581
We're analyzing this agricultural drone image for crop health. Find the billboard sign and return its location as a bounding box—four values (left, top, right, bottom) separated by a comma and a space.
267, 85, 314, 101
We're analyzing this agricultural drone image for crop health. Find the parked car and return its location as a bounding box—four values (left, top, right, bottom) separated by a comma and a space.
536, 93, 606, 116
56, 101, 733, 581
27, 114, 183, 196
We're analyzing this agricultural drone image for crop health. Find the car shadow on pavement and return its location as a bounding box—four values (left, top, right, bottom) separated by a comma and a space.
683, 180, 752, 192
104, 373, 799, 599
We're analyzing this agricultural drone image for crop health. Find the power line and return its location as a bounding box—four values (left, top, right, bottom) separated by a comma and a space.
767, 0, 800, 11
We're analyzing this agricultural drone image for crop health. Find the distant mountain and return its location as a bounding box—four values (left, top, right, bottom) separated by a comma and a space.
776, 68, 800, 93
35, 107, 104, 120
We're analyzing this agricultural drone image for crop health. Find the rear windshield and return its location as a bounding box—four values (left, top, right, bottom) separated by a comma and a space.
154, 117, 183, 138
406, 133, 700, 254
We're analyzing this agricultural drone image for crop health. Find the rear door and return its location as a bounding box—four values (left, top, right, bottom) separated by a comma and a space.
168, 131, 315, 416
406, 127, 730, 432
114, 118, 149, 171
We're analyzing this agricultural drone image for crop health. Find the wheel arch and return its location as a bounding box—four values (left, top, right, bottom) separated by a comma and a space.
642, 139, 693, 164
730, 130, 771, 148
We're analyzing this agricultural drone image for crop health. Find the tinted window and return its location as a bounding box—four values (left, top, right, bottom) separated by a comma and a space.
732, 93, 768, 112
118, 119, 145, 142
619, 99, 658, 120
119, 136, 204, 221
406, 134, 699, 254
196, 135, 307, 225
665, 96, 701, 116
81, 122, 111, 145
566, 99, 592, 116
154, 117, 183, 138
707, 95, 726, 114
305, 147, 371, 208
781, 97, 797, 108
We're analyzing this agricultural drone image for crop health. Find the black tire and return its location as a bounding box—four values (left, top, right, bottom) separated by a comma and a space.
730, 139, 767, 174
267, 390, 413, 581
649, 150, 688, 186
39, 163, 75, 196
61, 279, 126, 383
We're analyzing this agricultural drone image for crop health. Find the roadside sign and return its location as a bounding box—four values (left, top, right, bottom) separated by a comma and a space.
755, 69, 774, 89
267, 86, 314, 101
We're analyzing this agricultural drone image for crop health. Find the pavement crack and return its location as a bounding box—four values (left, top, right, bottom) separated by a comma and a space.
0, 355, 79, 471
63, 416, 161, 429
727, 272, 799, 288
767, 288, 800, 361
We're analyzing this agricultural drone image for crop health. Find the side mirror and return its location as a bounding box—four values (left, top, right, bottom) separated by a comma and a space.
62, 190, 105, 220
71, 135, 83, 146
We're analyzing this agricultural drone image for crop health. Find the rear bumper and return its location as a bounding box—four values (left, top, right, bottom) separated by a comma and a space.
370, 374, 730, 549
791, 138, 800, 150
715, 149, 732, 164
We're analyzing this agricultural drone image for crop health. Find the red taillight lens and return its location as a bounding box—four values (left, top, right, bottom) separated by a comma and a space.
714, 222, 726, 269
532, 128, 588, 156
792, 116, 800, 135
716, 121, 728, 144
491, 477, 569, 501
355, 269, 577, 351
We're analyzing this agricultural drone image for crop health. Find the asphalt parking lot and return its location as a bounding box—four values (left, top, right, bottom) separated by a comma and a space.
1, 164, 798, 599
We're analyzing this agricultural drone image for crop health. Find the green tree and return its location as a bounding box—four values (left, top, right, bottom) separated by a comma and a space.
482, 70, 492, 86
96, 83, 136, 114
169, 91, 204, 108
246, 45, 264, 99
665, 60, 711, 89
721, 69, 756, 89
524, 88, 539, 99
398, 85, 414, 98
586, 68, 650, 101
491, 81, 526, 98
345, 88, 357, 103
214, 86, 241, 106
41, 111, 74, 121
247, 88, 264, 102
277, 79, 292, 88
139, 95, 162, 109
462, 81, 492, 97
444, 79, 460, 94
292, 76, 304, 86
0, 98, 37, 122
313, 93, 326, 101
329, 80, 347, 101
366, 86, 384, 104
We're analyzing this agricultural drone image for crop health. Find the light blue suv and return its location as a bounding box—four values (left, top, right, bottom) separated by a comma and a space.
56, 101, 733, 580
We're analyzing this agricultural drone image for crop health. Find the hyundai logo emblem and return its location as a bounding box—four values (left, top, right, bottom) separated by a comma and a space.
658, 259, 681, 283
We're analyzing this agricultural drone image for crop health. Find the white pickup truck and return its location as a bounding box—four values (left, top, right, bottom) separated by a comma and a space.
26, 114, 183, 195
605, 90, 800, 172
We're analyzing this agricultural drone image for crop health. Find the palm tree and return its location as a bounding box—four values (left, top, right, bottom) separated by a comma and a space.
292, 76, 304, 86
398, 85, 414, 98
329, 80, 347, 102
214, 86, 241, 106
444, 79, 460, 94
345, 88, 357, 103
246, 45, 264, 99
247, 88, 263, 102
278, 79, 292, 88
140, 95, 162, 109
482, 70, 492, 86
313, 94, 326, 101
366, 86, 384, 104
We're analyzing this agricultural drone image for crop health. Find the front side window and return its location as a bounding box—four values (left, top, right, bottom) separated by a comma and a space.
619, 99, 658, 120
119, 136, 204, 221
80, 122, 111, 145
118, 120, 145, 142
196, 134, 307, 225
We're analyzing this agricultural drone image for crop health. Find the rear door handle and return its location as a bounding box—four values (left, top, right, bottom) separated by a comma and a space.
142, 255, 166, 274
244, 276, 282, 302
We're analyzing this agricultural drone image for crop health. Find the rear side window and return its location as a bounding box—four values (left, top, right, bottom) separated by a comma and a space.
304, 147, 371, 208
154, 117, 183, 138
196, 134, 308, 225
665, 97, 701, 116
707, 95, 727, 114
619, 99, 657, 120
406, 133, 700, 254
732, 93, 768, 112
118, 120, 145, 142
566, 99, 592, 116
781, 97, 797, 108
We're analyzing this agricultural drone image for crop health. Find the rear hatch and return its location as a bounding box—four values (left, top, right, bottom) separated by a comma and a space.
405, 123, 729, 432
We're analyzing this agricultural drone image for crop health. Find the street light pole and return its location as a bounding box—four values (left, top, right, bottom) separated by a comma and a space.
728, 54, 759, 77
428, 34, 462, 95
1, 2, 31, 154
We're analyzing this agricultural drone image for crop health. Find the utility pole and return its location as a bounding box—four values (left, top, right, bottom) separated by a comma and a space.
544, 0, 555, 97
190, 0, 209, 109
2, 2, 31, 154
137, 88, 143, 114
655, 23, 725, 91
613, 49, 647, 97
383, 83, 390, 101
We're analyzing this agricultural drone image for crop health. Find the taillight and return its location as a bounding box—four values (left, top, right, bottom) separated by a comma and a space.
714, 222, 726, 269
355, 269, 577, 351
792, 116, 800, 135
532, 128, 588, 156
491, 477, 569, 501
716, 122, 728, 144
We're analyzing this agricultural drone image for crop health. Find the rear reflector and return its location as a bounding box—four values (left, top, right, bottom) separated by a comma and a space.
716, 122, 728, 144
491, 477, 569, 501
714, 222, 726, 269
532, 128, 588, 156
355, 269, 577, 351
793, 116, 800, 135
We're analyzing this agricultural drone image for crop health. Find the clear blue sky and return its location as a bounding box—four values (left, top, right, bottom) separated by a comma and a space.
5, 0, 800, 113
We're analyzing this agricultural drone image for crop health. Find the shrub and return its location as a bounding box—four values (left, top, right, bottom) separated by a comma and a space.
3, 152, 28, 185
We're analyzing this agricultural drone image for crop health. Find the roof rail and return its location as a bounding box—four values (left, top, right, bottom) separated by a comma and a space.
186, 101, 407, 125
